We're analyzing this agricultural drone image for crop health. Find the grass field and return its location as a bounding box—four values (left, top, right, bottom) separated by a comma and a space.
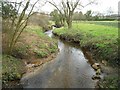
53, 21, 118, 66
80, 21, 118, 28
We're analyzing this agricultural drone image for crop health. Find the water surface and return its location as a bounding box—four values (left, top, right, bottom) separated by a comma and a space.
21, 30, 96, 88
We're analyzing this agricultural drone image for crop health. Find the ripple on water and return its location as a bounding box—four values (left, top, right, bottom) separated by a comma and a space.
21, 30, 97, 88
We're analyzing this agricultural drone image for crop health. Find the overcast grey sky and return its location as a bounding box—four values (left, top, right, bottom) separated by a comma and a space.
40, 0, 119, 14
7, 0, 119, 14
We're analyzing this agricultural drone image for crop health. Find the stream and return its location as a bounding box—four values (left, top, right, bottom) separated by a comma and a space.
20, 30, 98, 88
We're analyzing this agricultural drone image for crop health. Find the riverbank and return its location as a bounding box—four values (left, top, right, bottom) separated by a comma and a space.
2, 26, 58, 88
53, 22, 119, 88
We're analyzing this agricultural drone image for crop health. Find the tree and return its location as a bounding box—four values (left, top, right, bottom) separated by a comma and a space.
92, 12, 105, 20
48, 0, 96, 29
107, 7, 114, 16
85, 10, 93, 21
50, 10, 61, 26
73, 11, 86, 21
50, 9, 65, 27
2, 2, 17, 19
73, 12, 80, 21
2, 0, 40, 54
79, 11, 86, 20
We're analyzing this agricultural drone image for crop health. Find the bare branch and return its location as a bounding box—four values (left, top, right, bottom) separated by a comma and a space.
48, 1, 63, 15
47, 0, 97, 29
83, 0, 97, 8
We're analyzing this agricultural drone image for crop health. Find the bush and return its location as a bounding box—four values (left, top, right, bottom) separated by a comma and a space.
28, 12, 52, 31
2, 55, 25, 85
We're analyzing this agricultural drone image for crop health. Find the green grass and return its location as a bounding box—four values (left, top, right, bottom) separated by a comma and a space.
25, 26, 49, 38
25, 26, 58, 58
81, 21, 118, 28
73, 22, 118, 45
2, 55, 25, 85
53, 22, 118, 66
17, 26, 58, 59
99, 75, 119, 88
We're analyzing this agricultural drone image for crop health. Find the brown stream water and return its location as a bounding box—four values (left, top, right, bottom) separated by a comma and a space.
20, 30, 98, 88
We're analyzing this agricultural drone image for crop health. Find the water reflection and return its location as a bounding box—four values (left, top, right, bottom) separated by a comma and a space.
21, 30, 97, 88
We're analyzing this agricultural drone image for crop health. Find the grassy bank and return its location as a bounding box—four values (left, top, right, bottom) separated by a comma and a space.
2, 26, 58, 87
53, 22, 118, 66
2, 55, 25, 87
53, 22, 118, 88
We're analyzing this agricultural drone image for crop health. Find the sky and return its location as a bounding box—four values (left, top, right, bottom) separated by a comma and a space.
40, 0, 119, 14
7, 0, 120, 14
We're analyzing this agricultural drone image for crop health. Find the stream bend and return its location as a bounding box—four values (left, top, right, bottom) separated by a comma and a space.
20, 30, 97, 88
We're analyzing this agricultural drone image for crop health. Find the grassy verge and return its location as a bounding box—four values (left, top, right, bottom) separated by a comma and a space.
53, 22, 118, 88
2, 25, 58, 87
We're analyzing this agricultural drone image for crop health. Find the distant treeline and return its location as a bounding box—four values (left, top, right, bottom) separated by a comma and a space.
49, 10, 118, 27
72, 11, 118, 21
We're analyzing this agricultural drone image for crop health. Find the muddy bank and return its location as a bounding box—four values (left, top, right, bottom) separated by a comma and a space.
53, 32, 80, 44
24, 52, 58, 73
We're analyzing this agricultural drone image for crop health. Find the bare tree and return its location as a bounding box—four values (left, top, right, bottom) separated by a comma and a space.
85, 10, 93, 21
50, 9, 65, 27
48, 0, 97, 29
107, 7, 114, 16
2, 0, 45, 54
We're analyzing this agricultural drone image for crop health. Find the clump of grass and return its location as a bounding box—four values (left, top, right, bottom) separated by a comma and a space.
25, 26, 49, 39
19, 26, 58, 59
27, 26, 58, 55
34, 42, 58, 58
34, 50, 48, 58
48, 42, 58, 53
2, 55, 25, 85
12, 44, 30, 59
99, 75, 119, 88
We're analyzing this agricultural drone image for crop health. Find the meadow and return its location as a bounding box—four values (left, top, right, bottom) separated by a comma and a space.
81, 21, 118, 28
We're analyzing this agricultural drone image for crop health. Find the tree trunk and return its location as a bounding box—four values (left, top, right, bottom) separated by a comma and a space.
67, 17, 72, 29
68, 21, 72, 29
